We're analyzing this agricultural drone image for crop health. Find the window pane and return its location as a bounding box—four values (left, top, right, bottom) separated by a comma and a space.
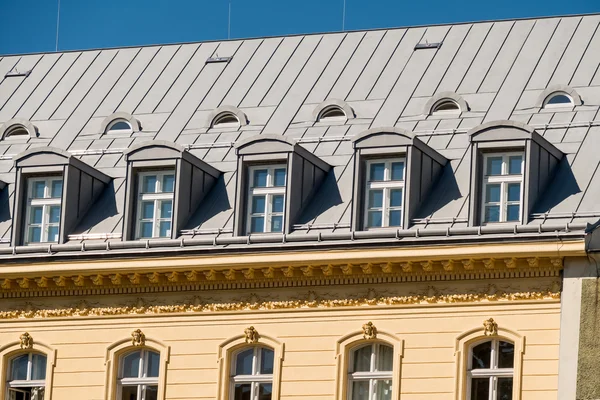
159, 221, 171, 237
484, 206, 500, 223
259, 383, 272, 400
271, 216, 283, 233
253, 169, 268, 188
485, 184, 501, 203
146, 351, 160, 378
260, 348, 274, 374
272, 195, 284, 213
144, 385, 158, 400
369, 190, 383, 208
547, 94, 571, 105
251, 217, 265, 233
486, 157, 503, 176
470, 377, 490, 400
369, 163, 385, 181
143, 175, 157, 193
352, 345, 372, 372
498, 377, 513, 400
120, 385, 139, 400
378, 345, 393, 372
368, 211, 383, 228
235, 349, 254, 375
390, 189, 403, 207
109, 120, 132, 131
507, 183, 520, 202
162, 175, 175, 193
31, 354, 47, 380
507, 205, 520, 222
10, 354, 28, 381
142, 202, 155, 219
8, 387, 45, 400
49, 206, 61, 223
140, 222, 153, 238
28, 227, 41, 243
352, 380, 370, 400
391, 162, 404, 181
30, 206, 43, 224
252, 196, 266, 214
375, 379, 392, 400
121, 351, 141, 378
471, 341, 492, 369
389, 210, 402, 227
160, 200, 172, 219
274, 168, 286, 187
498, 341, 515, 369
51, 180, 63, 198
48, 226, 59, 242
33, 181, 45, 199
508, 156, 522, 175
234, 384, 252, 400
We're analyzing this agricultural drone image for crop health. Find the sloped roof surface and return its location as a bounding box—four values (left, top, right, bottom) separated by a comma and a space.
0, 14, 600, 250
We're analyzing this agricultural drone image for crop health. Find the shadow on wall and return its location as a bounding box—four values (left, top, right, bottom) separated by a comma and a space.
296, 168, 343, 225
413, 162, 462, 219
185, 174, 231, 229
532, 157, 580, 213
71, 180, 119, 234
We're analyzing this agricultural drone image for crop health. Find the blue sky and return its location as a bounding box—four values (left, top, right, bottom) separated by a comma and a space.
0, 0, 598, 55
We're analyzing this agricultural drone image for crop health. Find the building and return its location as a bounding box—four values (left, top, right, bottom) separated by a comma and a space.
0, 12, 599, 400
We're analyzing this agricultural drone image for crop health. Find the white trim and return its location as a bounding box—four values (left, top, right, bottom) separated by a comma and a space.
347, 343, 393, 400
25, 177, 63, 244
466, 339, 515, 400
246, 165, 286, 234
364, 158, 405, 229
481, 153, 523, 224
135, 171, 175, 239
117, 349, 159, 400
543, 92, 574, 109
229, 346, 274, 400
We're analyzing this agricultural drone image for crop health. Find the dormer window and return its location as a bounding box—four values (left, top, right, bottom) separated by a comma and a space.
313, 99, 354, 123
425, 92, 468, 116
212, 112, 240, 129
0, 119, 37, 140
364, 159, 405, 229
318, 105, 346, 121
543, 93, 573, 108
247, 166, 286, 233
106, 119, 133, 134
136, 171, 175, 238
482, 153, 523, 223
25, 177, 63, 243
431, 99, 460, 114
207, 106, 248, 130
5, 125, 30, 137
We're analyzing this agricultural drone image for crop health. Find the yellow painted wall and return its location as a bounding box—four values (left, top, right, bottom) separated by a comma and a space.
0, 298, 560, 400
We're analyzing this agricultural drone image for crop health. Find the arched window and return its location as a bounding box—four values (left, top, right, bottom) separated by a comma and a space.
543, 92, 573, 108
347, 343, 393, 400
107, 119, 134, 134
230, 346, 274, 400
5, 125, 30, 138
432, 99, 460, 113
212, 112, 240, 129
117, 349, 160, 400
468, 339, 514, 400
6, 352, 47, 399
318, 106, 347, 121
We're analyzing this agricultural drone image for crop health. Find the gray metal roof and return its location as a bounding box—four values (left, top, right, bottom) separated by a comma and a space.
1, 14, 600, 256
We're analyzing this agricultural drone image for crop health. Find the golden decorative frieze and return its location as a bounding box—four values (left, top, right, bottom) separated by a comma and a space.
53, 276, 67, 287
244, 326, 259, 343
203, 270, 217, 281
92, 274, 104, 286
462, 259, 474, 270
185, 270, 198, 282
341, 264, 353, 275
382, 262, 393, 274
109, 274, 122, 285
362, 322, 377, 340
551, 258, 563, 268
34, 277, 48, 288
147, 272, 161, 284
282, 266, 294, 278
504, 258, 517, 269
441, 260, 454, 272
400, 262, 412, 272
131, 329, 145, 346
482, 259, 495, 270
17, 278, 30, 289
1, 279, 11, 290
128, 273, 141, 285
72, 275, 85, 287
300, 266, 313, 277
421, 261, 433, 272
527, 258, 539, 268
483, 318, 498, 336
360, 264, 373, 274
242, 269, 254, 280
322, 265, 334, 276
167, 271, 179, 283
20, 332, 33, 349
224, 269, 236, 280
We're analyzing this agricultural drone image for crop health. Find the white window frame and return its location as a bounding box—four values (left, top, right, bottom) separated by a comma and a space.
246, 165, 286, 234
543, 92, 574, 109
135, 171, 175, 239
212, 112, 240, 129
318, 106, 347, 121
467, 340, 514, 400
230, 346, 273, 400
117, 349, 159, 400
6, 353, 46, 398
347, 343, 393, 400
432, 99, 461, 114
481, 153, 524, 224
25, 177, 63, 244
106, 119, 133, 134
364, 159, 405, 230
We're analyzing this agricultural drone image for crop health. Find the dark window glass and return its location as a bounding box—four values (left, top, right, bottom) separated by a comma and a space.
236, 349, 254, 375
260, 348, 274, 374
470, 378, 490, 400
258, 383, 272, 400
391, 162, 404, 180
10, 354, 28, 381
121, 385, 138, 400
353, 345, 372, 372
234, 384, 252, 400
31, 354, 47, 380
253, 170, 268, 188
147, 351, 160, 378
274, 169, 286, 187
498, 341, 515, 369
508, 156, 522, 175
486, 157, 502, 176
369, 163, 385, 181
497, 377, 513, 400
122, 351, 141, 378
109, 120, 132, 131
471, 341, 491, 369
546, 94, 572, 105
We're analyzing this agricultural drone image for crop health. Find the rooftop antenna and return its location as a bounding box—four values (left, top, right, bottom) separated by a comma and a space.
55, 0, 61, 51
228, 0, 232, 39
342, 0, 346, 31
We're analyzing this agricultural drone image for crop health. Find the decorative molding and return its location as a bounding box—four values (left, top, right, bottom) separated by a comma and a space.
362, 322, 377, 340
19, 332, 33, 349
483, 318, 498, 336
131, 329, 146, 346
244, 326, 259, 343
